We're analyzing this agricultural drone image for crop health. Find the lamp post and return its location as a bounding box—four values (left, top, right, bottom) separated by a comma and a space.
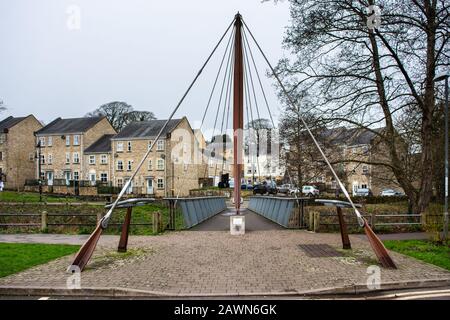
435, 72, 449, 241
36, 140, 42, 202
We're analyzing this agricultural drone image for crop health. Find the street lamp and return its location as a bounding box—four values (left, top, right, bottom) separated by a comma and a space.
435, 71, 449, 241
36, 140, 42, 202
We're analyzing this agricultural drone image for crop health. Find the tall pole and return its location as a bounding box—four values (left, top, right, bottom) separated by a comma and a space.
37, 141, 42, 202
233, 13, 244, 214
444, 76, 449, 240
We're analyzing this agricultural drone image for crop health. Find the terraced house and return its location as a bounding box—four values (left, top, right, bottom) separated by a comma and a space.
34, 117, 116, 186
0, 115, 43, 190
111, 117, 204, 197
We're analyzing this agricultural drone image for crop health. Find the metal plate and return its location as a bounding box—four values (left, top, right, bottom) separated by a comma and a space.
297, 244, 343, 257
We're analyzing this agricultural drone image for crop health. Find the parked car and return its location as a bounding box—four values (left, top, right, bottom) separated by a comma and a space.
253, 183, 278, 195
302, 185, 320, 197
277, 184, 292, 194
354, 188, 372, 197
380, 189, 404, 196
241, 183, 253, 190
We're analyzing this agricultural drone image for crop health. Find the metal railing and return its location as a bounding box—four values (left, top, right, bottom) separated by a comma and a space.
248, 196, 309, 228
165, 196, 227, 229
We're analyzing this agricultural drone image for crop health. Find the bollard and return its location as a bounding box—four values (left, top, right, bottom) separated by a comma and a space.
309, 211, 314, 231
41, 211, 48, 232
313, 211, 320, 233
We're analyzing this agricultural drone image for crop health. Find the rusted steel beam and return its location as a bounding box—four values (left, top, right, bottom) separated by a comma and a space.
336, 206, 351, 250
233, 13, 244, 214
118, 207, 132, 252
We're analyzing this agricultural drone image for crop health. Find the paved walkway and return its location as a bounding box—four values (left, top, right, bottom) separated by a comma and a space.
0, 230, 449, 296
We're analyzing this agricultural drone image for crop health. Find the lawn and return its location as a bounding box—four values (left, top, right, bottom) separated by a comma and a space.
0, 243, 80, 277
383, 240, 450, 271
0, 191, 79, 203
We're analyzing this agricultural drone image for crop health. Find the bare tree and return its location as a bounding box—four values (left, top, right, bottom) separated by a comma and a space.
86, 101, 156, 131
275, 0, 450, 213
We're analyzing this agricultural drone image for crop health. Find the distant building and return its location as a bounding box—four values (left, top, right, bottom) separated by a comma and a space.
110, 117, 204, 197
0, 115, 43, 190
34, 116, 116, 185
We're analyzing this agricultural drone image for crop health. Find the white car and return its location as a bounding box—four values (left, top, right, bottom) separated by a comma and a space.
302, 185, 320, 197
380, 189, 404, 196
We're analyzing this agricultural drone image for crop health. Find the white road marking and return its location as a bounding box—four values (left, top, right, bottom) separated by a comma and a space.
38, 297, 50, 300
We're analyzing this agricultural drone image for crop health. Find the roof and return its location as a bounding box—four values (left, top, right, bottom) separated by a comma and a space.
0, 116, 27, 132
36, 117, 105, 135
84, 134, 115, 153
317, 127, 384, 147
112, 119, 183, 139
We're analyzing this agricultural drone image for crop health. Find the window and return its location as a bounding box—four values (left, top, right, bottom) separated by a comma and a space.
66, 135, 70, 146
157, 178, 164, 189
100, 173, 108, 182
73, 135, 80, 146
157, 140, 164, 151
100, 154, 107, 164
65, 153, 70, 164
47, 154, 52, 164
362, 165, 369, 174
40, 154, 45, 164
117, 142, 124, 152
89, 155, 96, 165
362, 146, 369, 154
117, 178, 123, 188
29, 153, 34, 161
148, 159, 153, 170
0, 134, 5, 144
73, 153, 80, 164
47, 136, 52, 147
148, 140, 153, 150
157, 158, 165, 170
73, 171, 79, 180
117, 160, 124, 171
361, 184, 368, 189
127, 160, 132, 171
39, 137, 45, 147
127, 141, 132, 152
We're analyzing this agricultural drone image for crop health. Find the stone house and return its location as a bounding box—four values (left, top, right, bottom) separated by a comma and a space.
297, 127, 403, 196
0, 115, 43, 190
110, 117, 204, 197
34, 117, 116, 186
83, 134, 116, 186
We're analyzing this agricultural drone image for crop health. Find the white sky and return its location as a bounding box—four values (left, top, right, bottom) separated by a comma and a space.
0, 0, 291, 130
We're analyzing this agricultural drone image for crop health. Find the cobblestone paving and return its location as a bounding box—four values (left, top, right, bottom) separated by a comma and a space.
0, 230, 449, 295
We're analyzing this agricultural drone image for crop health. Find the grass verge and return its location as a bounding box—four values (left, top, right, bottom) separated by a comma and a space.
383, 240, 450, 271
0, 243, 80, 277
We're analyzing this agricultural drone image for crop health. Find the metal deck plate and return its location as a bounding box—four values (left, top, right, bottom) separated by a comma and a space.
298, 244, 343, 257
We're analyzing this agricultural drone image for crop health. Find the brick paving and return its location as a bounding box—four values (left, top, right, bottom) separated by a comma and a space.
0, 230, 449, 295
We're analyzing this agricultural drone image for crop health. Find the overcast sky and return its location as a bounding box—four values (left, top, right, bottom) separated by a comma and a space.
0, 0, 291, 130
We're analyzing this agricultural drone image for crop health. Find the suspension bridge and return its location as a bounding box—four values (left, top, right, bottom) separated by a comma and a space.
68, 13, 396, 272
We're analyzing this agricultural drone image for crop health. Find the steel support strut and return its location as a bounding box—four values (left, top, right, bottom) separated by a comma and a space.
233, 13, 244, 214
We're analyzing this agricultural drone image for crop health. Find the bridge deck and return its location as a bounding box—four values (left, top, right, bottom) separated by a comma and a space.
189, 208, 283, 231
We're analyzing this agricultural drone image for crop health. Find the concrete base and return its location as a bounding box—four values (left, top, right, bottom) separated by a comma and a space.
230, 215, 245, 235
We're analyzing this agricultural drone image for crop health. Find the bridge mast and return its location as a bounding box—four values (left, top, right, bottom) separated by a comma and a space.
233, 13, 244, 214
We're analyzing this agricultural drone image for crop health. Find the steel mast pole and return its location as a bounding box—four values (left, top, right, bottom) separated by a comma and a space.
232, 13, 244, 214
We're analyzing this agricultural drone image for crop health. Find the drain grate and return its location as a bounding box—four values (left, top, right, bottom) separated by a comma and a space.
298, 244, 343, 257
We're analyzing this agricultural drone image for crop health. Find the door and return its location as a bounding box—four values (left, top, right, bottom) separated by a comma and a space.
64, 171, 71, 186
89, 172, 96, 186
46, 171, 54, 186
146, 178, 154, 194
125, 179, 133, 194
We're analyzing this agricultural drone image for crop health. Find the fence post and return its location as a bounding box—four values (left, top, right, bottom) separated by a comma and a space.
371, 213, 376, 230
153, 211, 161, 234
308, 211, 314, 231
41, 211, 48, 232
313, 212, 320, 232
